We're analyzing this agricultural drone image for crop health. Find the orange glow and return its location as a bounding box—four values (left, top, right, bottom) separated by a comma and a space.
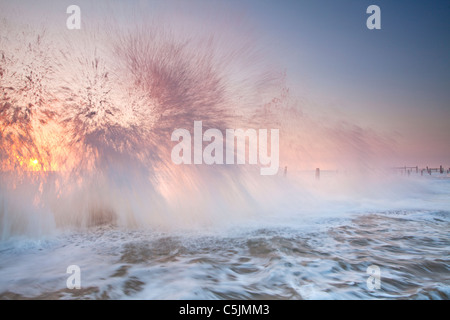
29, 159, 40, 171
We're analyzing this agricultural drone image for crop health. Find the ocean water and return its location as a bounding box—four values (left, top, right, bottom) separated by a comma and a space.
1, 0, 448, 301
0, 173, 448, 300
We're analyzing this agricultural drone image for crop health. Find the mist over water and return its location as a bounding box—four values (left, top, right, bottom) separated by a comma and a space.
0, 4, 449, 300
0, 174, 449, 300
0, 6, 399, 238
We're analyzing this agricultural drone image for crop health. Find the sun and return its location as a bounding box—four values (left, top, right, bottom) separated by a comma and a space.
29, 158, 40, 171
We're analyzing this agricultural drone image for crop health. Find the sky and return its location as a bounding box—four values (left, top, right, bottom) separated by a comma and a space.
1, 0, 449, 167
231, 0, 450, 166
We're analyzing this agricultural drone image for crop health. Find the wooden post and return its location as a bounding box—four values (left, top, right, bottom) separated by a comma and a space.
440, 165, 443, 174
416, 166, 418, 173
315, 168, 320, 180
284, 166, 287, 177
